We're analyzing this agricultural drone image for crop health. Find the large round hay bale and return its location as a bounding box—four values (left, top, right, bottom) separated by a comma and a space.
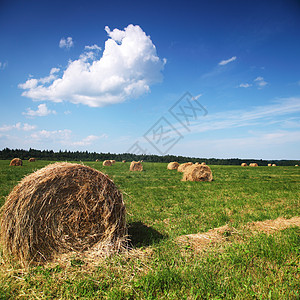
103, 160, 112, 166
9, 158, 22, 166
201, 162, 206, 165
182, 164, 213, 182
167, 162, 180, 170
177, 162, 193, 172
0, 162, 126, 265
272, 164, 276, 167
110, 160, 116, 164
268, 163, 272, 167
130, 161, 143, 171
241, 163, 247, 167
29, 158, 36, 162
295, 165, 299, 167
249, 163, 258, 167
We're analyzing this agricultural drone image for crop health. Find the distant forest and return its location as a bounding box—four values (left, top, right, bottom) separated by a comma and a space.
0, 148, 298, 166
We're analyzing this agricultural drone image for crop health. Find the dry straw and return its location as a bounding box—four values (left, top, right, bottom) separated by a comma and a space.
268, 163, 272, 166
29, 158, 36, 162
272, 164, 277, 167
167, 162, 180, 170
177, 162, 193, 172
103, 160, 112, 166
249, 163, 258, 167
0, 162, 127, 266
182, 164, 213, 182
111, 160, 116, 164
241, 163, 247, 167
9, 158, 22, 166
130, 161, 143, 171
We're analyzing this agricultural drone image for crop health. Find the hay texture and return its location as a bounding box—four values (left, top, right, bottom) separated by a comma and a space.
167, 162, 180, 170
182, 164, 213, 182
29, 158, 36, 162
103, 160, 112, 166
249, 163, 258, 167
130, 161, 143, 171
177, 162, 193, 172
241, 163, 247, 167
268, 163, 272, 166
110, 160, 116, 164
272, 164, 277, 167
0, 162, 126, 265
9, 158, 22, 166
201, 162, 206, 165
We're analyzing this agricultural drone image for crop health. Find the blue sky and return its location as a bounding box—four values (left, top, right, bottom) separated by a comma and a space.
0, 0, 300, 159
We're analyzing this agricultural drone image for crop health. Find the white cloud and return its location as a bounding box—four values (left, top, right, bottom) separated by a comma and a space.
0, 62, 7, 70
59, 37, 74, 49
238, 83, 252, 88
218, 56, 237, 66
19, 24, 166, 107
254, 76, 268, 88
84, 44, 101, 51
23, 103, 57, 117
72, 134, 107, 146
0, 122, 36, 132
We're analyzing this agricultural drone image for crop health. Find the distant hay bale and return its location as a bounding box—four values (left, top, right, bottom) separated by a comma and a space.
29, 158, 36, 162
167, 162, 180, 170
103, 160, 112, 166
195, 162, 200, 165
177, 162, 193, 172
95, 159, 99, 162
249, 163, 258, 167
0, 162, 126, 265
141, 160, 144, 163
122, 160, 126, 163
272, 164, 276, 167
182, 164, 213, 182
201, 162, 206, 165
296, 165, 299, 167
241, 163, 247, 167
9, 158, 22, 166
268, 163, 272, 167
130, 161, 143, 171
110, 160, 116, 164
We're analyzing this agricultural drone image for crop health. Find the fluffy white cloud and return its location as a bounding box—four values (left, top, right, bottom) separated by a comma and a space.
254, 76, 268, 87
0, 122, 36, 132
239, 83, 252, 88
59, 37, 74, 49
19, 24, 166, 107
72, 134, 107, 146
218, 56, 237, 66
84, 44, 101, 51
23, 103, 57, 117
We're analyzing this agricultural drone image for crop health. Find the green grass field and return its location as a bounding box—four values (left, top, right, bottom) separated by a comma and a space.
0, 160, 299, 299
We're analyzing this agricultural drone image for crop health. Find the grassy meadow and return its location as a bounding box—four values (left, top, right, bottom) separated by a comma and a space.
0, 160, 299, 299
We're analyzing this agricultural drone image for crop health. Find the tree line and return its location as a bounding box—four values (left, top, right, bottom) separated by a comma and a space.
0, 148, 298, 166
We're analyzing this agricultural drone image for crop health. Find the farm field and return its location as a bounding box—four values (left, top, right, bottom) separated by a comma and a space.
0, 160, 299, 299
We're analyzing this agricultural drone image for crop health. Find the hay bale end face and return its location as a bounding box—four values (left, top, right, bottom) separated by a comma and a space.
241, 163, 247, 167
272, 164, 277, 167
167, 162, 180, 170
249, 163, 258, 167
29, 158, 36, 162
0, 162, 127, 265
9, 158, 22, 166
182, 164, 213, 182
103, 160, 112, 166
177, 162, 193, 172
130, 161, 143, 171
268, 163, 272, 166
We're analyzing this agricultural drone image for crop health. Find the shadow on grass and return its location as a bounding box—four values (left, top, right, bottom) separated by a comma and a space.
128, 221, 167, 247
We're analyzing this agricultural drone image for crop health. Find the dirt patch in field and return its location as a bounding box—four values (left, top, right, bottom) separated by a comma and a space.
176, 216, 300, 253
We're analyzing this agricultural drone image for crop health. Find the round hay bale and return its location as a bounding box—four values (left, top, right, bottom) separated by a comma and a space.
272, 164, 276, 167
249, 163, 258, 167
201, 162, 206, 165
295, 165, 299, 167
95, 159, 99, 162
9, 158, 22, 166
122, 160, 126, 163
182, 164, 213, 182
241, 163, 247, 167
110, 160, 116, 164
103, 160, 112, 166
268, 163, 272, 167
0, 162, 126, 265
130, 161, 143, 171
29, 158, 36, 162
177, 162, 193, 172
167, 162, 180, 170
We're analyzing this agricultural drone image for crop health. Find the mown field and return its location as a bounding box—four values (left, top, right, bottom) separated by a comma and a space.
0, 160, 299, 299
